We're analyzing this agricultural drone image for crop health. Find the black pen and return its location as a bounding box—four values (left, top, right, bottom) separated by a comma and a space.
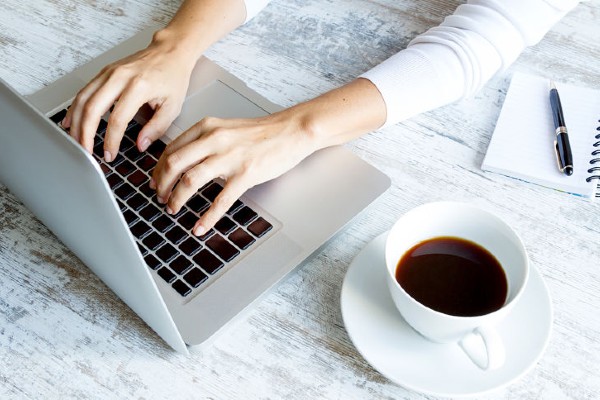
549, 81, 574, 176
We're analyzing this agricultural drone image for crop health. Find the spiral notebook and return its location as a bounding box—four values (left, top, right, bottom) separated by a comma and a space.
482, 72, 600, 199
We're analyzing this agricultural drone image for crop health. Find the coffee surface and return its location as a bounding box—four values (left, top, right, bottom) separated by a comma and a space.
395, 236, 507, 317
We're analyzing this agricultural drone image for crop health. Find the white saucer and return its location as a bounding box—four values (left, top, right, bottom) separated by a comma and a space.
341, 233, 553, 398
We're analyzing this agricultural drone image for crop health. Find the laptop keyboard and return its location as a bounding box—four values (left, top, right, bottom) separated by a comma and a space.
50, 109, 274, 298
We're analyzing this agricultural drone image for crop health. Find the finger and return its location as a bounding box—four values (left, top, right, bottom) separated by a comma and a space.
159, 116, 220, 158
78, 79, 128, 154
64, 74, 110, 149
152, 134, 218, 199
194, 175, 250, 236
62, 66, 109, 130
149, 120, 206, 191
165, 157, 223, 215
103, 84, 147, 162
136, 100, 181, 152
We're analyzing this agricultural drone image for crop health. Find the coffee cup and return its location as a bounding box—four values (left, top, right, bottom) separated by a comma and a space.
385, 202, 529, 370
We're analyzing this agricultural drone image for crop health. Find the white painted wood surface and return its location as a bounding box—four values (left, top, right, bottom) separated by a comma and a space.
1, 0, 599, 398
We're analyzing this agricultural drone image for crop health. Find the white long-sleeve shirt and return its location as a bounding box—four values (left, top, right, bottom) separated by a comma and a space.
243, 0, 581, 127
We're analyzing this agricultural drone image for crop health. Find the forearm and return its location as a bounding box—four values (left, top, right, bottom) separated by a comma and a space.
361, 0, 581, 127
286, 78, 387, 150
152, 0, 248, 64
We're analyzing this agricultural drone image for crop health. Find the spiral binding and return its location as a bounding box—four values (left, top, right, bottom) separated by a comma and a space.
586, 121, 600, 198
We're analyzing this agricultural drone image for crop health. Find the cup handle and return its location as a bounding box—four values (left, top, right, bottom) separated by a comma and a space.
459, 325, 505, 370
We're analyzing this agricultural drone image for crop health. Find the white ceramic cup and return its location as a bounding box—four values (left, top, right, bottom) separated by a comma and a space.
385, 202, 529, 370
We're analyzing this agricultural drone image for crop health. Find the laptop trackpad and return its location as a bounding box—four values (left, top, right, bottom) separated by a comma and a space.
172, 81, 269, 132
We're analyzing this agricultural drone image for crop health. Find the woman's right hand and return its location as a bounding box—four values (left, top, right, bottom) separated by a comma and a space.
61, 29, 199, 162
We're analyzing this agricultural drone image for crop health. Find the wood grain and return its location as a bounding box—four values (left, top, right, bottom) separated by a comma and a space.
1, 0, 599, 399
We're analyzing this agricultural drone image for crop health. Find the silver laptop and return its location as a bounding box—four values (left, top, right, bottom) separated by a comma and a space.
0, 28, 390, 353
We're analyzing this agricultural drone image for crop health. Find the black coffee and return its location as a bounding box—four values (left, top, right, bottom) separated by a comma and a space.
395, 236, 507, 317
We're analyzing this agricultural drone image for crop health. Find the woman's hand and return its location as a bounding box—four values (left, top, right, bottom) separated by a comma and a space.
151, 78, 387, 236
61, 30, 199, 162
150, 110, 319, 236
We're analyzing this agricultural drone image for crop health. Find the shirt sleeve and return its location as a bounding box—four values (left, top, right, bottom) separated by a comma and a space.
360, 0, 581, 127
243, 0, 272, 23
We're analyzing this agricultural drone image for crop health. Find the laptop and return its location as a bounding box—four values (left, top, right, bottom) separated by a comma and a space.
0, 28, 390, 353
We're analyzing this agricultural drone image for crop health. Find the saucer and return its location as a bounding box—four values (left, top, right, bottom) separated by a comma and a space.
340, 232, 553, 398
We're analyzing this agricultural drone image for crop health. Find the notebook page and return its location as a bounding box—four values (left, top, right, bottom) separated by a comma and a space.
482, 72, 600, 198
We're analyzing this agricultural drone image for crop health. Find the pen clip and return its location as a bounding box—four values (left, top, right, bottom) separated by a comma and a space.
554, 140, 564, 172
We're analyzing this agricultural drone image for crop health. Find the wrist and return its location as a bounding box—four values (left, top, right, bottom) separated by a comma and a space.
150, 28, 205, 66
285, 78, 387, 150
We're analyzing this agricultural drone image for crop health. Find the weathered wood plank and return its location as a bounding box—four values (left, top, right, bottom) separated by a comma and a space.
1, 1, 599, 399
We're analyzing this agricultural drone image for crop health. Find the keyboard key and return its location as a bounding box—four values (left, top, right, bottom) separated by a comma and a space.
156, 243, 178, 263
126, 193, 147, 211
183, 268, 208, 288
137, 242, 149, 257
142, 232, 165, 251
226, 200, 244, 215
124, 145, 144, 162
116, 159, 136, 177
193, 249, 224, 275
248, 217, 273, 238
166, 225, 187, 245
144, 253, 161, 270
123, 209, 139, 226
179, 237, 202, 256
116, 199, 127, 212
106, 173, 123, 189
139, 181, 154, 197
170, 255, 193, 275
115, 182, 136, 200
152, 215, 174, 233
197, 228, 215, 242
229, 228, 255, 250
170, 206, 187, 219
124, 121, 142, 142
96, 119, 108, 134
93, 143, 104, 158
202, 182, 223, 202
139, 204, 161, 222
232, 206, 258, 226
100, 163, 110, 176
206, 234, 239, 262
147, 140, 166, 159
178, 211, 198, 230
130, 221, 152, 239
50, 109, 67, 124
187, 195, 209, 213
119, 136, 135, 153
137, 155, 156, 172
157, 267, 176, 284
127, 170, 147, 186
172, 279, 192, 297
215, 216, 236, 235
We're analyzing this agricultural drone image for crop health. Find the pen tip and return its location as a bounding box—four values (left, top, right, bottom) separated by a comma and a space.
565, 166, 573, 176
550, 80, 557, 90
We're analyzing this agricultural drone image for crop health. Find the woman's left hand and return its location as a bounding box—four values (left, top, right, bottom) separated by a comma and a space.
150, 110, 318, 236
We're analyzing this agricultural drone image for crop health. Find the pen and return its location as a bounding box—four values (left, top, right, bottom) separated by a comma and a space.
549, 81, 574, 176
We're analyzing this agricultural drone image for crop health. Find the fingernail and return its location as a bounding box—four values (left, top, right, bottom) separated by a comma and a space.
104, 150, 112, 163
157, 196, 165, 204
194, 225, 205, 236
166, 206, 173, 215
140, 138, 151, 152
149, 178, 156, 189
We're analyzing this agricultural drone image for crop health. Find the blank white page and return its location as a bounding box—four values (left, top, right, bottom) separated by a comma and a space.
482, 72, 600, 198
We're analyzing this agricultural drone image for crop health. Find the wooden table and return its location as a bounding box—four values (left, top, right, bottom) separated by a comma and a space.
1, 1, 599, 398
